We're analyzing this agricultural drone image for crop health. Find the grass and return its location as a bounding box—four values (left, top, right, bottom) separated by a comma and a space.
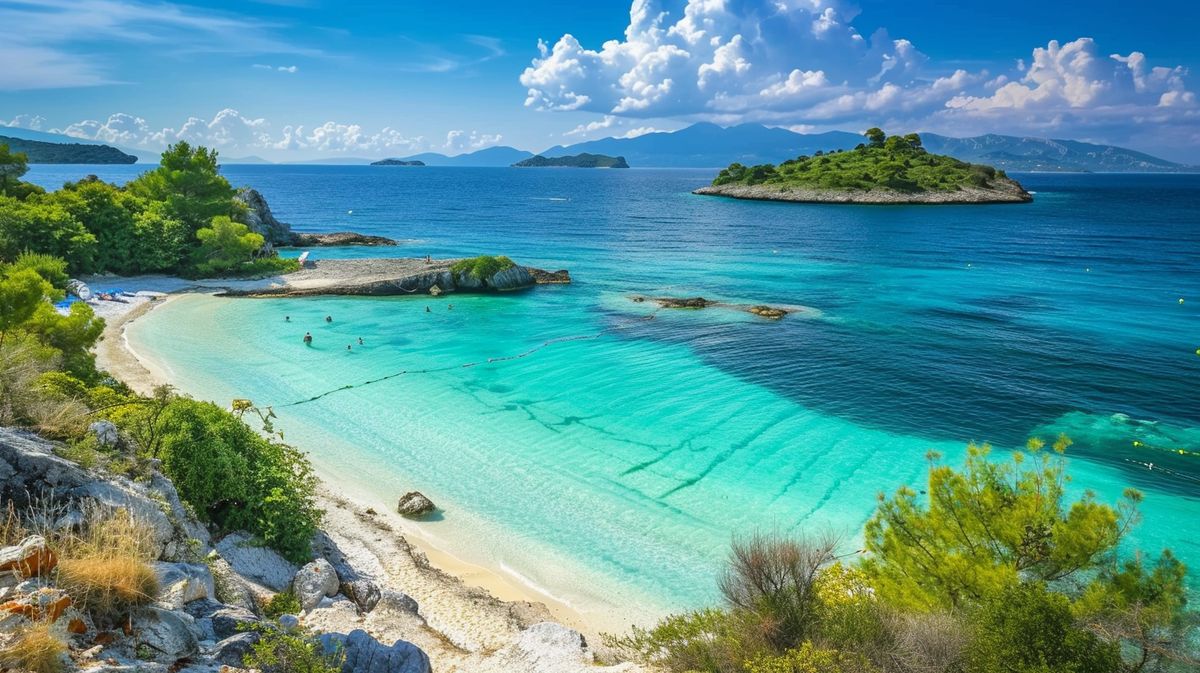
50, 508, 160, 624
711, 131, 1010, 194
263, 589, 302, 618
450, 255, 515, 279
0, 623, 68, 673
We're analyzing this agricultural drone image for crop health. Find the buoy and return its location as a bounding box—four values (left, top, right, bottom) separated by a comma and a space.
1179, 298, 1185, 304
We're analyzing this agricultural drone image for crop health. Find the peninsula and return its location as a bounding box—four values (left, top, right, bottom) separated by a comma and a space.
694, 129, 1031, 204
512, 153, 629, 168
0, 135, 137, 164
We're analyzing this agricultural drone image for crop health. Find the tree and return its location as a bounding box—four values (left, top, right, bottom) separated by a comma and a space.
904, 133, 923, 149
0, 144, 29, 196
3, 253, 69, 290
0, 269, 51, 348
50, 178, 141, 274
861, 437, 1139, 610
864, 128, 886, 147
131, 202, 189, 273
127, 142, 238, 232
0, 196, 97, 273
192, 216, 264, 277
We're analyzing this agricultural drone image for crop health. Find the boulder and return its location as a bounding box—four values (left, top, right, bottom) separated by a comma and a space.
748, 305, 788, 319
210, 606, 260, 640
293, 558, 340, 611
153, 562, 215, 609
341, 579, 381, 614
278, 614, 300, 632
396, 492, 436, 519
0, 428, 91, 508
215, 532, 298, 592
133, 606, 201, 663
319, 629, 431, 673
495, 622, 600, 672
213, 631, 260, 667
377, 591, 419, 616
0, 536, 56, 577
88, 421, 119, 447
206, 554, 259, 613
527, 268, 571, 285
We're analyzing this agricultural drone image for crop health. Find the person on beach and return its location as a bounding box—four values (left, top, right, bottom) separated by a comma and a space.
325, 315, 333, 323
425, 254, 432, 264
303, 332, 312, 344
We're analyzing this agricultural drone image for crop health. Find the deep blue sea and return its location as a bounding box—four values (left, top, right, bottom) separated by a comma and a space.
25, 164, 1200, 624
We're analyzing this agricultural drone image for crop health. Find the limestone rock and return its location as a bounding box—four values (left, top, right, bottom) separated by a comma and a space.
88, 421, 119, 447
396, 492, 436, 518
488, 265, 536, 291
341, 579, 381, 614
293, 558, 340, 611
278, 614, 300, 632
656, 297, 710, 309
319, 629, 431, 673
748, 305, 788, 319
0, 535, 56, 577
213, 632, 259, 667
153, 562, 216, 609
215, 532, 298, 592
291, 232, 398, 247
236, 188, 293, 246
376, 591, 419, 616
133, 606, 201, 663
527, 268, 571, 284
206, 554, 259, 613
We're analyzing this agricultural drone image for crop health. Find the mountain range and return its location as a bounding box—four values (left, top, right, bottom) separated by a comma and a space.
1, 123, 1191, 172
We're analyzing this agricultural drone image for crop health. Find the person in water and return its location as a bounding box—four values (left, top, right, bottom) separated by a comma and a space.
358, 337, 364, 345
325, 315, 333, 323
425, 306, 431, 313
303, 332, 312, 344
448, 304, 453, 310
347, 344, 352, 351
285, 316, 290, 322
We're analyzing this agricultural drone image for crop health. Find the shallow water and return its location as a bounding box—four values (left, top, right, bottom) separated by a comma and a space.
26, 165, 1200, 621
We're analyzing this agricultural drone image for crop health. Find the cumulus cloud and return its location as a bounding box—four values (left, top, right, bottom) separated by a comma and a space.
51, 109, 429, 156
519, 1, 1196, 148
444, 130, 503, 152
3, 114, 47, 130
253, 64, 299, 73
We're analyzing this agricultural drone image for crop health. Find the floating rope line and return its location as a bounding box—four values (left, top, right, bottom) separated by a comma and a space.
1122, 458, 1200, 485
276, 308, 662, 409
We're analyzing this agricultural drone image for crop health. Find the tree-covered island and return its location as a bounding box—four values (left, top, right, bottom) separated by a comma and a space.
695, 128, 1032, 204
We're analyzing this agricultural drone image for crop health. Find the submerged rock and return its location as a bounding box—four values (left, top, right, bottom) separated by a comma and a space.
527, 268, 572, 284
748, 305, 788, 319
396, 492, 436, 518
656, 297, 711, 309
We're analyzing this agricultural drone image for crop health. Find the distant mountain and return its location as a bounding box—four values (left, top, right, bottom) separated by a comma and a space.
542, 123, 864, 168
400, 146, 534, 167
919, 134, 1183, 172
371, 158, 425, 166
222, 155, 273, 165
0, 126, 160, 163
290, 157, 376, 165
0, 135, 137, 164
513, 153, 628, 168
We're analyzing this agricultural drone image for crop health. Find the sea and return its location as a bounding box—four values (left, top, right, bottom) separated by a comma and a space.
24, 164, 1200, 624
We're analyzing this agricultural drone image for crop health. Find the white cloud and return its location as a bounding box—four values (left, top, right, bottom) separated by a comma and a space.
621, 126, 661, 138
444, 130, 503, 152
253, 64, 299, 73
2, 114, 47, 130
564, 115, 617, 137
519, 1, 1196, 148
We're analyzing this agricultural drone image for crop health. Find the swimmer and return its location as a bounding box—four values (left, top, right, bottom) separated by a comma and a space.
357, 337, 364, 345
303, 332, 312, 344
285, 316, 290, 322
448, 304, 453, 310
425, 306, 431, 313
325, 315, 333, 323
347, 344, 352, 351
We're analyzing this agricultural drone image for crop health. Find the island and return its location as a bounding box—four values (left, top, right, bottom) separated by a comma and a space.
512, 153, 630, 168
0, 135, 137, 164
370, 158, 426, 166
694, 129, 1031, 204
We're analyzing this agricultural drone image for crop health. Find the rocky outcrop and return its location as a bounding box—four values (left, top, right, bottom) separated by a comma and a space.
214, 531, 298, 593
133, 606, 202, 663
656, 297, 711, 309
528, 268, 571, 284
634, 296, 795, 320
693, 180, 1032, 204
153, 562, 215, 609
219, 258, 553, 297
236, 187, 397, 247
320, 629, 433, 673
396, 492, 436, 519
749, 305, 788, 319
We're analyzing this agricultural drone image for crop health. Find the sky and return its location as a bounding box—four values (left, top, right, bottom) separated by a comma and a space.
0, 0, 1198, 162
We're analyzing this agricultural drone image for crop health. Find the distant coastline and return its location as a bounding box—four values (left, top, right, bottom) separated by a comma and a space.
693, 182, 1032, 204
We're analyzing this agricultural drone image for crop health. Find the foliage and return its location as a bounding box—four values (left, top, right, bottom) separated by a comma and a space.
0, 143, 30, 196
127, 141, 239, 232
743, 642, 875, 673
191, 216, 267, 277
0, 135, 136, 164
0, 622, 68, 673
861, 437, 1137, 610
53, 509, 160, 625
263, 589, 303, 618
605, 608, 771, 673
5, 252, 70, 290
450, 254, 516, 279
243, 624, 344, 673
966, 582, 1121, 673
152, 398, 321, 562
0, 195, 97, 273
710, 130, 1011, 193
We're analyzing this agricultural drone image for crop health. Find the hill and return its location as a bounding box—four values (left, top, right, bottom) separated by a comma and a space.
695, 129, 1031, 204
400, 145, 535, 167
513, 153, 628, 168
0, 126, 159, 163
0, 135, 137, 164
371, 158, 425, 166
919, 133, 1183, 172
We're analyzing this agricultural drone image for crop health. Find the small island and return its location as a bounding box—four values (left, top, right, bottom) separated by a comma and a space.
694, 129, 1031, 204
370, 158, 425, 166
512, 153, 629, 168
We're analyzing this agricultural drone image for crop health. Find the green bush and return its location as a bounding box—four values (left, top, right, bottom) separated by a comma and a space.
263, 589, 302, 619
243, 624, 343, 673
450, 255, 516, 279
153, 398, 321, 562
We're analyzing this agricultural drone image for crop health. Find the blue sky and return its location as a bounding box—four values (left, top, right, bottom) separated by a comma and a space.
1, 0, 1197, 161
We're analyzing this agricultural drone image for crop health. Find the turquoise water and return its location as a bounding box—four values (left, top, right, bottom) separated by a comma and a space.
27, 165, 1200, 622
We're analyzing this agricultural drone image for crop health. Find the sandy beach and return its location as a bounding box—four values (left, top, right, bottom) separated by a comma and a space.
87, 274, 640, 669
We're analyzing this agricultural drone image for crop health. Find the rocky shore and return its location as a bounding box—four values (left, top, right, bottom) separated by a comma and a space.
0, 428, 646, 673
693, 180, 1032, 204
236, 188, 399, 247
218, 258, 568, 298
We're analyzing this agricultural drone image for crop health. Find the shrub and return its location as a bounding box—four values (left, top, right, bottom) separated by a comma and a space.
54, 509, 160, 624
191, 216, 267, 277
263, 589, 302, 618
0, 622, 68, 673
743, 642, 875, 673
450, 255, 515, 279
243, 624, 344, 673
604, 608, 770, 673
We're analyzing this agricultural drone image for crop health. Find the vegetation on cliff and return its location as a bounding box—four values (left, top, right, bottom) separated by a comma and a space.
450, 254, 516, 279
611, 438, 1197, 673
711, 129, 1019, 194
0, 142, 297, 278
370, 158, 425, 166
0, 135, 137, 164
0, 253, 321, 562
512, 153, 629, 168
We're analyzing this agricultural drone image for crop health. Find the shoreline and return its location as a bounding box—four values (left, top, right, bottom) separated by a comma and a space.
693, 182, 1032, 204
89, 283, 625, 641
